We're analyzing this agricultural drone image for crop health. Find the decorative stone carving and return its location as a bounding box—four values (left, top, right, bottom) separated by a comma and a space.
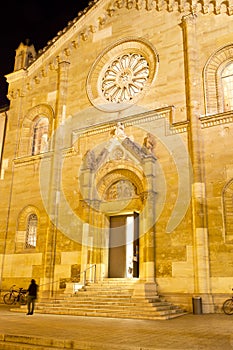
122, 137, 148, 161
111, 122, 127, 140
83, 149, 96, 170
105, 180, 137, 200
86, 37, 159, 112
101, 53, 149, 104
143, 133, 156, 154
112, 147, 124, 160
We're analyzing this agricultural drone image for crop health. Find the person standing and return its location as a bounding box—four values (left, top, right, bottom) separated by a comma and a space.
26, 279, 38, 315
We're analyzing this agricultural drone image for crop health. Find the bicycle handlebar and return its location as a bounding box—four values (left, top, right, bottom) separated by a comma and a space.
9, 285, 27, 293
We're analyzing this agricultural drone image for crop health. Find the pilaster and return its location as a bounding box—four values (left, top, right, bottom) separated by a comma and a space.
140, 155, 157, 283
181, 14, 213, 311
42, 60, 70, 296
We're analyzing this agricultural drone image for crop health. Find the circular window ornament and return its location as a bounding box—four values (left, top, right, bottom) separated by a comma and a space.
87, 38, 159, 112
102, 53, 149, 103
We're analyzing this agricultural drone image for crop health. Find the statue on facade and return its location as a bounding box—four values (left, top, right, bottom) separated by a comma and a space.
142, 133, 156, 154
111, 122, 127, 140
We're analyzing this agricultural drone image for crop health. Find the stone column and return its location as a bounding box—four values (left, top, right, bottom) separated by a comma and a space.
181, 14, 214, 312
91, 200, 103, 282
141, 155, 157, 282
79, 151, 97, 283
134, 155, 157, 298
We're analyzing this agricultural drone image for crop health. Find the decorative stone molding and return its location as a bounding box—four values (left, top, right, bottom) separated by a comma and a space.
200, 111, 233, 128
73, 107, 188, 150
14, 151, 53, 167
18, 104, 54, 158
17, 205, 40, 231
96, 163, 145, 199
203, 44, 233, 115
104, 179, 137, 200
22, 104, 54, 125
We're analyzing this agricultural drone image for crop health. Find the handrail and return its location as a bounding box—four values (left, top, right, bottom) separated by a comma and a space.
2, 265, 97, 301
71, 264, 97, 286
83, 264, 96, 286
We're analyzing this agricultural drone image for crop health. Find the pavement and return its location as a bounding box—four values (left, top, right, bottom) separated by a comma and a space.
0, 304, 233, 349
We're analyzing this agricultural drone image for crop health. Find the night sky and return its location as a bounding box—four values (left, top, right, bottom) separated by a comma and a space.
0, 0, 90, 107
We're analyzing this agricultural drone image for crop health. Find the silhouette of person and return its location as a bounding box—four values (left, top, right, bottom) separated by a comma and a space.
26, 279, 38, 315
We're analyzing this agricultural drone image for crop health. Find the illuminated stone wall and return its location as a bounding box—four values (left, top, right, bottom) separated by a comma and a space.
0, 1, 233, 311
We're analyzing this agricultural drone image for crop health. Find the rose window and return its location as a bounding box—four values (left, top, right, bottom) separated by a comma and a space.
101, 53, 149, 103
86, 38, 159, 112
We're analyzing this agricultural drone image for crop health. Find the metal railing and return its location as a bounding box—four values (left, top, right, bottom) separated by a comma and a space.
1, 265, 98, 302
82, 264, 96, 286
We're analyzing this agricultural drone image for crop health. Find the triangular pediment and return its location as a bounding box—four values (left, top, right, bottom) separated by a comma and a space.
82, 135, 155, 173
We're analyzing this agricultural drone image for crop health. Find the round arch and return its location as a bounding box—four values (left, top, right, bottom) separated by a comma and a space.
203, 44, 233, 114
18, 104, 54, 157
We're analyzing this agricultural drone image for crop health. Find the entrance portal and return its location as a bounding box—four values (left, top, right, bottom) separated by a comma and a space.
109, 213, 139, 278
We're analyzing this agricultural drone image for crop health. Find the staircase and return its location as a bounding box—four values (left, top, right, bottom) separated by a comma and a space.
15, 279, 187, 320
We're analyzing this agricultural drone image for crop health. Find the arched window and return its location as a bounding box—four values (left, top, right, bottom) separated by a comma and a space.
204, 44, 233, 115
221, 62, 233, 111
25, 214, 38, 248
32, 117, 49, 155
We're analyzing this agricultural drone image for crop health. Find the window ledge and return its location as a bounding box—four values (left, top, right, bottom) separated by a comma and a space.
14, 151, 53, 166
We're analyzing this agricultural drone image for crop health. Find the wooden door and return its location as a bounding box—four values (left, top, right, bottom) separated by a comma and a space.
133, 212, 139, 278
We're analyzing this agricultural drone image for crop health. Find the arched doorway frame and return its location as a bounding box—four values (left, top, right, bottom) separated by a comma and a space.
79, 138, 157, 283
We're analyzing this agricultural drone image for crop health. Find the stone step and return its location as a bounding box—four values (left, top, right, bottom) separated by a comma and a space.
13, 305, 186, 320
102, 278, 139, 283
36, 303, 176, 312
37, 299, 171, 308
0, 335, 128, 350
77, 290, 135, 295
14, 280, 186, 320
71, 295, 156, 301
38, 294, 174, 303
15, 295, 185, 308
38, 297, 163, 306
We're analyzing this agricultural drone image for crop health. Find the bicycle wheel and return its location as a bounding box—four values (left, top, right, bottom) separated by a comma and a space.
3, 292, 15, 305
222, 298, 233, 315
19, 294, 27, 305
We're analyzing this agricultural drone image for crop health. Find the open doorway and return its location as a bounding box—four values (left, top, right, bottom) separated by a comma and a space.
109, 213, 139, 278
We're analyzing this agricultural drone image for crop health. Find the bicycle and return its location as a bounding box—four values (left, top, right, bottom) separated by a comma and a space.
3, 285, 27, 305
222, 288, 233, 315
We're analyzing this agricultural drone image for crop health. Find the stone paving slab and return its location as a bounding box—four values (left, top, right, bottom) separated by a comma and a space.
0, 306, 233, 349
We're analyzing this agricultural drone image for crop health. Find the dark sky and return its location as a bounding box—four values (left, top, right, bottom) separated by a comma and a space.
0, 0, 90, 107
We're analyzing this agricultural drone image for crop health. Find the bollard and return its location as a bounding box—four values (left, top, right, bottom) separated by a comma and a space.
192, 296, 202, 314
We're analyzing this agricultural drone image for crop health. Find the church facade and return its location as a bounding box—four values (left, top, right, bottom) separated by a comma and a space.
0, 0, 233, 313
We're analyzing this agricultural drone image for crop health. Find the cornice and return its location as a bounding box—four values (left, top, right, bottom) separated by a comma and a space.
72, 106, 188, 144
6, 69, 27, 84
200, 111, 233, 128
14, 151, 53, 167
7, 0, 233, 100
30, 0, 233, 62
